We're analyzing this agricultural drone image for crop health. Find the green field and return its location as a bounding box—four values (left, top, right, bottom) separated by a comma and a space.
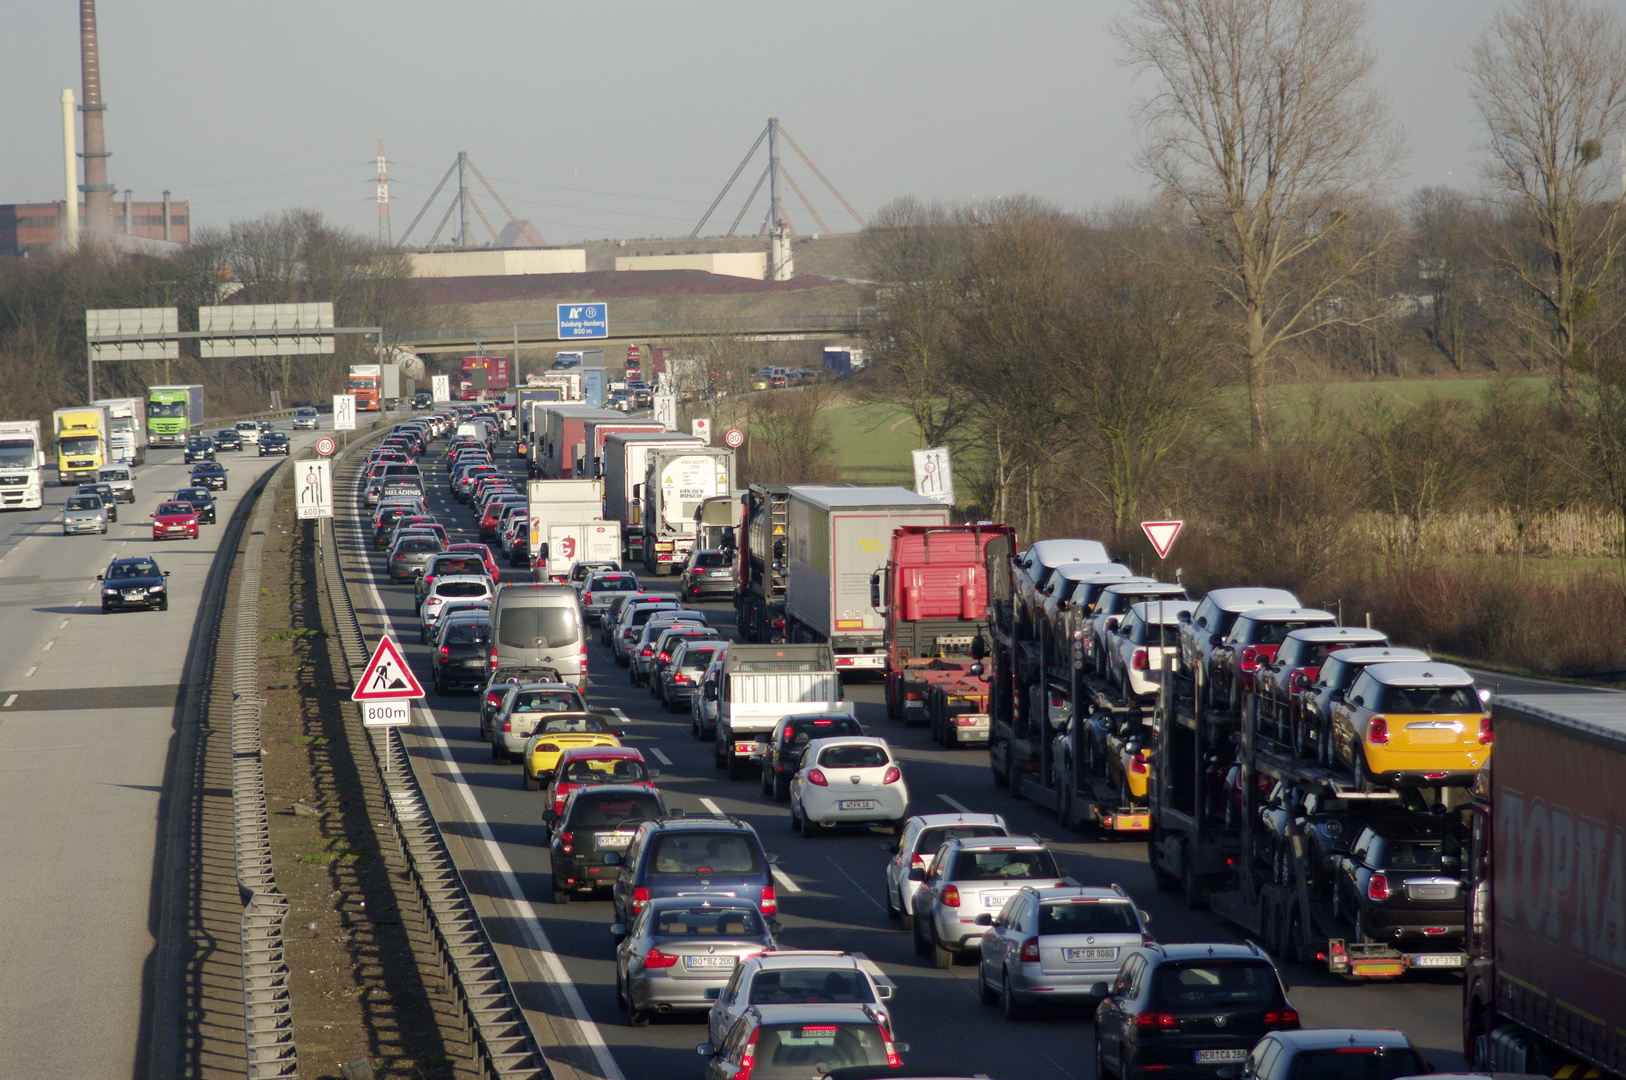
1256, 375, 1551, 421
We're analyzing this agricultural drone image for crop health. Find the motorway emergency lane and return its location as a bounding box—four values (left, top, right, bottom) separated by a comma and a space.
0, 421, 329, 1078
363, 438, 1478, 1080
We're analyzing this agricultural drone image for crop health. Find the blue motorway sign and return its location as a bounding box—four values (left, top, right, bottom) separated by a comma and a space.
557, 302, 608, 339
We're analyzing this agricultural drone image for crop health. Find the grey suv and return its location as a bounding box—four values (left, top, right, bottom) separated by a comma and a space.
681, 549, 736, 602
912, 835, 1067, 969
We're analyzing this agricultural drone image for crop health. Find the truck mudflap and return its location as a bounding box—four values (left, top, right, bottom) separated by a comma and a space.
1323, 939, 1466, 978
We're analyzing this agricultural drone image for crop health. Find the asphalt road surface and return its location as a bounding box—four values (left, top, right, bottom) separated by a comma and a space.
348, 430, 1522, 1080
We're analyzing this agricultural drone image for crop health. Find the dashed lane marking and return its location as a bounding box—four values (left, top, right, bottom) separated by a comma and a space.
3, 695, 16, 708
58, 620, 69, 629
42, 640, 54, 652
772, 866, 803, 894
648, 746, 672, 766
26, 666, 38, 678
938, 794, 973, 813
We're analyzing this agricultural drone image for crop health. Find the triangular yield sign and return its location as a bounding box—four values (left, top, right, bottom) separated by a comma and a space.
1141, 520, 1184, 560
352, 635, 425, 700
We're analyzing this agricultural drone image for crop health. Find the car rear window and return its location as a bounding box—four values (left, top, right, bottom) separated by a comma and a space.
629, 606, 679, 628
444, 623, 490, 645
400, 539, 438, 553
753, 1025, 890, 1073
1151, 961, 1279, 1009
652, 906, 763, 937
592, 574, 638, 590
695, 552, 730, 568
511, 689, 584, 713
437, 581, 489, 598
560, 756, 649, 784
950, 849, 1059, 882
817, 744, 889, 769
568, 793, 661, 831
748, 969, 874, 1006
785, 717, 862, 745
1039, 900, 1139, 935
1284, 1049, 1422, 1080
679, 647, 721, 671
648, 832, 762, 876
1378, 685, 1480, 714
498, 604, 580, 649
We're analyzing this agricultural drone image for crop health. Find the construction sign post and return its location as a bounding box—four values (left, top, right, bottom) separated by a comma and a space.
353, 636, 423, 733
1141, 520, 1184, 560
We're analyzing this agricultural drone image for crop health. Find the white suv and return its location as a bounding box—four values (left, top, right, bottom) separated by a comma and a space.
234, 420, 262, 445
419, 574, 494, 644
911, 835, 1069, 969
882, 813, 1010, 931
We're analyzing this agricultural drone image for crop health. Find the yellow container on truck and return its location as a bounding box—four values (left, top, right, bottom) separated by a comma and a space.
53, 406, 110, 486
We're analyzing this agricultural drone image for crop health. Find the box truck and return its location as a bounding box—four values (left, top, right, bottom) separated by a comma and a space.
0, 420, 46, 509
711, 644, 850, 779
535, 405, 625, 480
541, 520, 623, 584
602, 431, 705, 563
526, 478, 605, 559
90, 397, 147, 466
147, 384, 204, 447
640, 446, 736, 577
783, 486, 951, 670
53, 405, 111, 485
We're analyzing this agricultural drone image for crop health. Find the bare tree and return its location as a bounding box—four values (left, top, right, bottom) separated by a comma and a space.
1476, 382, 1572, 575
856, 197, 971, 449
1114, 0, 1407, 448
1407, 187, 1490, 371
1466, 0, 1626, 404
1359, 395, 1477, 561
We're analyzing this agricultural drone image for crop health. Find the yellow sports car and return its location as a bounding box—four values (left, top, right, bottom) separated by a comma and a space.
1330, 661, 1491, 787
522, 714, 623, 788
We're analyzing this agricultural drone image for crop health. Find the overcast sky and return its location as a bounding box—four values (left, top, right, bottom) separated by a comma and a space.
2, 1, 1511, 244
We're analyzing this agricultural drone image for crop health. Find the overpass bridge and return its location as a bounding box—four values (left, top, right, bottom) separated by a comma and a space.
392, 313, 865, 354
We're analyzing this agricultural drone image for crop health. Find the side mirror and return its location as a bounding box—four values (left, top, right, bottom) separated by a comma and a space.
149, 513, 156, 519
870, 571, 883, 611
164, 571, 171, 578
969, 662, 985, 677
876, 984, 893, 1000
696, 1045, 715, 1058
1139, 910, 1152, 925
1089, 981, 1111, 998
769, 919, 784, 935
895, 1043, 912, 1054
1105, 618, 1120, 634
974, 913, 993, 926
602, 851, 622, 866
96, 574, 104, 581
879, 842, 897, 854
648, 767, 661, 778
542, 809, 558, 824
610, 923, 626, 938
705, 686, 718, 701
765, 853, 779, 865
1291, 673, 1310, 689
613, 729, 626, 738
907, 867, 926, 882
1177, 611, 1192, 624
703, 987, 721, 1001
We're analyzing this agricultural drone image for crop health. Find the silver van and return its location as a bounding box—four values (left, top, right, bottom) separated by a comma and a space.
490, 583, 588, 689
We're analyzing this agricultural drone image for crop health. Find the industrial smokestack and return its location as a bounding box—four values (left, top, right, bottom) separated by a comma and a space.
79, 0, 113, 238
162, 190, 171, 241
122, 189, 131, 234
60, 89, 78, 248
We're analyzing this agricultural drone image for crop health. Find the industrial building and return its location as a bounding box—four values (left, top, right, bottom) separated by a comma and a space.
0, 194, 188, 256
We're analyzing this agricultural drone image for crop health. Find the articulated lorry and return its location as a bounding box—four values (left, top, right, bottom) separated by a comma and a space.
459, 356, 510, 402
533, 405, 626, 480
0, 421, 46, 509
349, 364, 383, 411
602, 431, 704, 564
712, 644, 851, 779
640, 445, 735, 577
877, 524, 1014, 748
582, 418, 665, 479
783, 487, 950, 672
1464, 691, 1626, 1077
735, 485, 791, 643
53, 406, 110, 485
147, 384, 204, 448
90, 397, 147, 466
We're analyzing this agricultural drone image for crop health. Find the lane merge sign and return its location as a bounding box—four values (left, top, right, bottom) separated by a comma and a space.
1141, 520, 1184, 560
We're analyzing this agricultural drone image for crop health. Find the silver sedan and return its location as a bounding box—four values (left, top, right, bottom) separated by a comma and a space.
613, 897, 778, 1026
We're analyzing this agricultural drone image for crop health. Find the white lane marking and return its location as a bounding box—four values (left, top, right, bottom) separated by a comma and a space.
772, 866, 803, 894
58, 620, 69, 629
610, 707, 631, 723
357, 533, 626, 1080
699, 796, 725, 816
3, 694, 16, 708
938, 794, 973, 813
85, 582, 95, 591
42, 640, 55, 652
75, 599, 83, 607
26, 666, 38, 678
648, 746, 672, 766
818, 854, 876, 908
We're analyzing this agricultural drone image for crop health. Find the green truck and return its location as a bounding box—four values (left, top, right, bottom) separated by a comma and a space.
146, 384, 204, 448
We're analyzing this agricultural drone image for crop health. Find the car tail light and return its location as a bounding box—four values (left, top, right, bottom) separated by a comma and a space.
910, 853, 926, 867
904, 692, 924, 702
1479, 717, 1494, 745
641, 646, 654, 657
808, 768, 828, 786
1049, 693, 1064, 710
643, 947, 680, 969
1264, 1008, 1299, 1028
882, 1026, 901, 1068
941, 885, 961, 908
1133, 649, 1147, 671
773, 617, 785, 629
692, 568, 708, 576
658, 651, 671, 664
490, 647, 499, 668
502, 719, 511, 733
485, 690, 503, 707
1240, 647, 1259, 671
1368, 872, 1389, 902
759, 885, 777, 917
1136, 1011, 1179, 1030
737, 1029, 760, 1080
583, 591, 592, 604
557, 831, 573, 855
1141, 931, 1157, 945
1019, 937, 1040, 962
883, 766, 901, 785
439, 646, 450, 662
1368, 717, 1388, 744
673, 672, 691, 683
632, 886, 650, 913
1129, 751, 1148, 775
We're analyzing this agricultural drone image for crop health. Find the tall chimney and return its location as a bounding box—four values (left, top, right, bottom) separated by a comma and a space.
60, 89, 78, 248
122, 189, 131, 234
79, 0, 114, 238
162, 190, 171, 242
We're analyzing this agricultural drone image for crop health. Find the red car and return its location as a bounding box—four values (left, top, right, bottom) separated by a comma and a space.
447, 542, 500, 581
543, 746, 658, 815
150, 501, 199, 541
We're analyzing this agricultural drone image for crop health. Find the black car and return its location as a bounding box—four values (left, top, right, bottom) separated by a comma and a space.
760, 713, 866, 802
183, 435, 215, 463
214, 428, 243, 452
1093, 942, 1299, 1080
99, 556, 171, 612
413, 390, 433, 410
74, 482, 119, 522
258, 431, 291, 456
633, 387, 653, 409
545, 784, 666, 903
189, 461, 229, 491
432, 614, 494, 694
1331, 813, 1468, 952
173, 486, 218, 524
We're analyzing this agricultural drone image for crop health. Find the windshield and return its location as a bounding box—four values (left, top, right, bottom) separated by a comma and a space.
158, 503, 192, 515
59, 437, 100, 456
1379, 685, 1481, 714
749, 970, 874, 1006
1250, 619, 1330, 646
66, 496, 99, 510
950, 849, 1060, 882
498, 604, 580, 649
649, 832, 762, 876
108, 561, 158, 579
148, 400, 188, 418
0, 440, 35, 468
296, 409, 317, 417
180, 489, 209, 501
1039, 900, 1140, 934
1152, 962, 1278, 1009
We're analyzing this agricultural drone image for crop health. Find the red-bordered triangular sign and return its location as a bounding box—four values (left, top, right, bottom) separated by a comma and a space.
352, 635, 425, 700
1141, 520, 1184, 560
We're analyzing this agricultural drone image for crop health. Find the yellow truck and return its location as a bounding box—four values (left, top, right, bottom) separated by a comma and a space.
52, 406, 110, 486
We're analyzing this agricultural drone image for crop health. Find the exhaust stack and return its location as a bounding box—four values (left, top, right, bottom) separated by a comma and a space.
60, 89, 78, 248
79, 0, 113, 238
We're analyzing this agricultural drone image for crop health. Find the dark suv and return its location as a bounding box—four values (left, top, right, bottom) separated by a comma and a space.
759, 713, 865, 802
546, 785, 666, 904
681, 549, 737, 602
1093, 942, 1299, 1080
607, 816, 779, 934
1331, 813, 1468, 955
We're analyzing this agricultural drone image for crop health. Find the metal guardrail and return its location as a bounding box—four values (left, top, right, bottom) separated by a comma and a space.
395, 312, 864, 348
232, 463, 300, 1078
319, 429, 549, 1079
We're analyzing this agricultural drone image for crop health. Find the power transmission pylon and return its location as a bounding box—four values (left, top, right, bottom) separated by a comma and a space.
396, 151, 529, 249
376, 140, 391, 246
691, 118, 866, 239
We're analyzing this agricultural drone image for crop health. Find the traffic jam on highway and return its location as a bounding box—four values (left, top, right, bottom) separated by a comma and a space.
346, 395, 1626, 1080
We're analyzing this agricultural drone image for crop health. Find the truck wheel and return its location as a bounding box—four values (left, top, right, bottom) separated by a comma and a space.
991, 748, 1007, 788
1006, 749, 1023, 799
1182, 851, 1208, 909
726, 748, 744, 780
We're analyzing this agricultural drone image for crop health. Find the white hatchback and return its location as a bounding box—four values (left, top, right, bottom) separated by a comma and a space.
790, 737, 909, 836
235, 420, 262, 445
419, 574, 494, 644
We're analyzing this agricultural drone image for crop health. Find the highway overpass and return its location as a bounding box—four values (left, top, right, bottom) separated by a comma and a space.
393, 313, 865, 353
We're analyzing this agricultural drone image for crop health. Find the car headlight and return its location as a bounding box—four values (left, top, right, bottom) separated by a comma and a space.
150, 584, 165, 591
104, 588, 118, 595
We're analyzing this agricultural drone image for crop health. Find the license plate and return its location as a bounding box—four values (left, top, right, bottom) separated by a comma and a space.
595, 833, 632, 848
982, 892, 1015, 908
123, 590, 144, 599
683, 955, 736, 970
838, 800, 878, 810
1196, 1050, 1249, 1063
461, 658, 485, 668
1064, 947, 1118, 962
1409, 953, 1465, 968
